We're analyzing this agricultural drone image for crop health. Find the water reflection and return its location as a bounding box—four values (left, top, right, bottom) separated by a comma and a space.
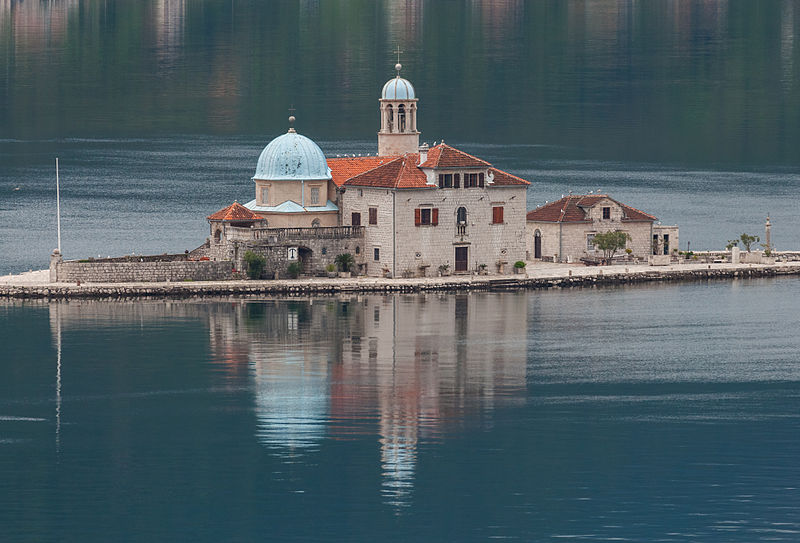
201, 294, 528, 506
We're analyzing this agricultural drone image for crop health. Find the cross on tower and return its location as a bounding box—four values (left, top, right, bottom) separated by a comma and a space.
395, 45, 403, 64
394, 45, 403, 75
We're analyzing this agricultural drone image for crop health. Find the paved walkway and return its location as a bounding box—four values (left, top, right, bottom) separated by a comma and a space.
2, 261, 798, 289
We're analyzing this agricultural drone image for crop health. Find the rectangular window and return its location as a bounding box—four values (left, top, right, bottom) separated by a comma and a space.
454, 173, 460, 188
421, 208, 431, 224
261, 186, 269, 206
415, 208, 439, 226
369, 207, 378, 225
602, 207, 611, 219
492, 206, 504, 224
588, 233, 596, 251
374, 247, 380, 261
479, 173, 485, 187
466, 173, 478, 187
663, 234, 669, 255
653, 234, 659, 255
310, 187, 320, 205
352, 212, 361, 226
439, 174, 453, 188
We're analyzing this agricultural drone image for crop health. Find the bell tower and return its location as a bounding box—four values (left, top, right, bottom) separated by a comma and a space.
378, 62, 420, 156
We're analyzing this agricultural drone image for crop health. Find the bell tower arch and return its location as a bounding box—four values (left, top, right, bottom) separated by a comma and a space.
378, 63, 420, 156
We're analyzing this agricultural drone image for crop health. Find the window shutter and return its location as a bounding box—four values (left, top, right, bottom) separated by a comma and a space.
415, 208, 421, 226
492, 206, 503, 224
432, 208, 439, 226
438, 174, 444, 189
479, 173, 485, 187
454, 174, 460, 188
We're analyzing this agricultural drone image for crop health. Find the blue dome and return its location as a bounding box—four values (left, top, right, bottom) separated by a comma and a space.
254, 130, 332, 181
382, 76, 416, 100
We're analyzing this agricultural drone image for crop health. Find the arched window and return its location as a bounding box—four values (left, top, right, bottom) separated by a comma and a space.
456, 207, 467, 236
311, 218, 321, 228
534, 229, 542, 259
386, 105, 394, 132
398, 104, 406, 132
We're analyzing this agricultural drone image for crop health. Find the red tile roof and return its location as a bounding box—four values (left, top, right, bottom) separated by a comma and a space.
343, 154, 432, 189
327, 144, 529, 189
526, 195, 656, 223
489, 168, 530, 186
418, 143, 491, 169
327, 156, 395, 187
207, 201, 262, 222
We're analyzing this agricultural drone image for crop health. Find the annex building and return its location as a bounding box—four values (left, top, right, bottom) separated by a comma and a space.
201, 63, 530, 278
526, 194, 679, 264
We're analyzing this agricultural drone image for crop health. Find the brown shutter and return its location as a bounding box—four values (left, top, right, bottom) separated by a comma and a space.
492, 206, 503, 224
432, 208, 439, 226
438, 174, 444, 189
479, 173, 485, 187
415, 208, 421, 226
454, 174, 460, 188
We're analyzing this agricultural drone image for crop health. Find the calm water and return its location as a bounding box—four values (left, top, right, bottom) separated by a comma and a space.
2, 1, 800, 273
1, 281, 800, 541
2, 3, 800, 540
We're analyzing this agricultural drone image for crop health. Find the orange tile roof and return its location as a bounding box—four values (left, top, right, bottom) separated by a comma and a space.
526, 195, 656, 223
327, 156, 396, 187
327, 145, 528, 190
489, 168, 530, 186
207, 201, 262, 222
419, 143, 491, 169
343, 154, 432, 189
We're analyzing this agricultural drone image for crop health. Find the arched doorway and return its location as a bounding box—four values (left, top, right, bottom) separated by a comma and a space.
534, 230, 542, 259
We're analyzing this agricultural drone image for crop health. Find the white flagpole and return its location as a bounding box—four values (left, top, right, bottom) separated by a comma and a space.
56, 158, 62, 254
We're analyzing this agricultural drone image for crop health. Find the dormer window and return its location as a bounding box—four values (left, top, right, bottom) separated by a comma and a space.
602, 207, 611, 219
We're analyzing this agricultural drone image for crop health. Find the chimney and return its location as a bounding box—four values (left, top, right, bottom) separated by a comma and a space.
418, 142, 429, 164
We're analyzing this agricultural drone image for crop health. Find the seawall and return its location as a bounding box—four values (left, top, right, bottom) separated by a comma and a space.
3, 263, 800, 300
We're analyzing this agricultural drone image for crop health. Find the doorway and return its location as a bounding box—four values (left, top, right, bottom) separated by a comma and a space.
534, 230, 542, 259
455, 246, 468, 272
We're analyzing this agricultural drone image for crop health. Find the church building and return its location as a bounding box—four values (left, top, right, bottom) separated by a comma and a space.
202, 63, 531, 278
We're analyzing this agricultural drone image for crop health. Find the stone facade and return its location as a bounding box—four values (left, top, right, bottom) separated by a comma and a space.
341, 184, 527, 277
199, 225, 366, 278
527, 196, 668, 263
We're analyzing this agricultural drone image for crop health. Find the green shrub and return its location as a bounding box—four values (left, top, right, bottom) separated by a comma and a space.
513, 260, 526, 269
287, 262, 302, 278
325, 263, 336, 273
335, 253, 354, 272
243, 250, 266, 279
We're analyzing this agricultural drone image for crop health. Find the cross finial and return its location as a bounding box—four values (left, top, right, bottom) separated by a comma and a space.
288, 104, 296, 133
394, 45, 403, 75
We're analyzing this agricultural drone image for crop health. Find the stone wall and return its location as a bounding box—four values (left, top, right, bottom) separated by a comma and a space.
52, 253, 234, 283
202, 225, 367, 278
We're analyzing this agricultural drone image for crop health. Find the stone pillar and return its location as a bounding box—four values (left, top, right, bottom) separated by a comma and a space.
50, 249, 62, 283
765, 215, 771, 251
731, 246, 741, 265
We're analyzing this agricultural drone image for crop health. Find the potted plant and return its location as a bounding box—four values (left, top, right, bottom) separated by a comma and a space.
438, 263, 451, 277
335, 253, 354, 278
513, 260, 526, 274
478, 263, 488, 276
325, 263, 337, 278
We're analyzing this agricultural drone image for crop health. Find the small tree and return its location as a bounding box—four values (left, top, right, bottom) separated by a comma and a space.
739, 233, 760, 252
592, 230, 631, 261
725, 239, 740, 250
335, 253, 354, 272
243, 250, 266, 279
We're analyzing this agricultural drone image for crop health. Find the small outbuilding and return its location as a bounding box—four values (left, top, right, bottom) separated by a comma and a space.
526, 194, 678, 263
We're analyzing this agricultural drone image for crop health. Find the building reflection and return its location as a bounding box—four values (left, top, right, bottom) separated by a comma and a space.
45, 292, 528, 508
209, 293, 528, 507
